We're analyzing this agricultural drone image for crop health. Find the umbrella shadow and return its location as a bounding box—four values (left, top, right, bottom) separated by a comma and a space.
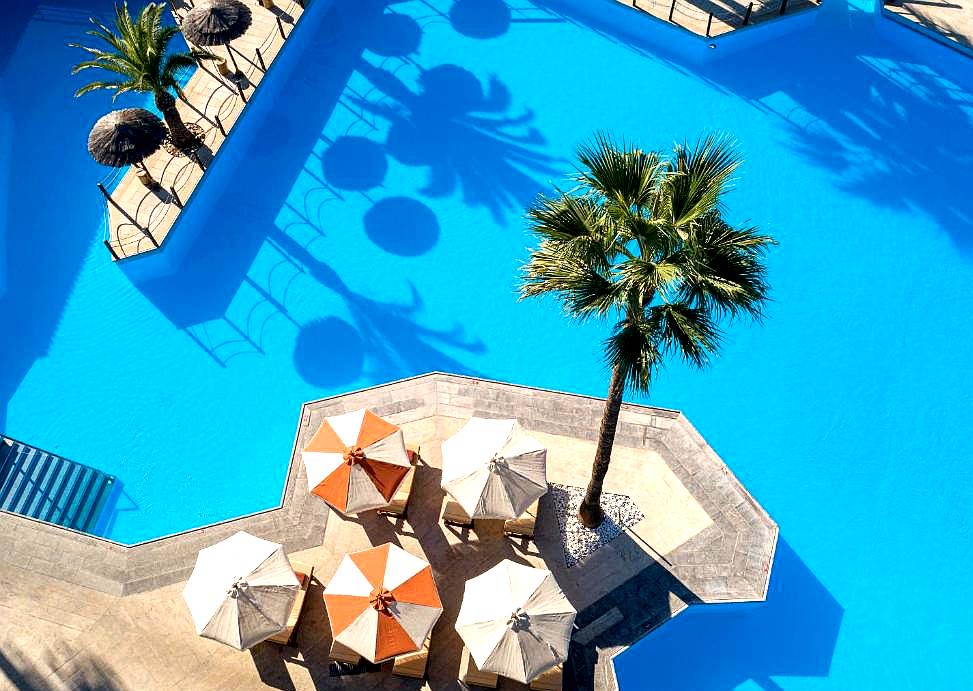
272, 227, 487, 385
347, 59, 564, 224
448, 0, 514, 39
249, 642, 297, 691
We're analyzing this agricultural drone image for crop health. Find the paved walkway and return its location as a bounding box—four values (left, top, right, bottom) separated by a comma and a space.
615, 0, 821, 38
884, 0, 973, 53
0, 374, 777, 690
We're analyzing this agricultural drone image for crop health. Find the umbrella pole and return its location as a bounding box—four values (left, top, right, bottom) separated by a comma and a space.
135, 160, 155, 188
226, 43, 241, 78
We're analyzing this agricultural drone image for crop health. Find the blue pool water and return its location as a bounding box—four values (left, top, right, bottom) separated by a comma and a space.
3, 0, 973, 686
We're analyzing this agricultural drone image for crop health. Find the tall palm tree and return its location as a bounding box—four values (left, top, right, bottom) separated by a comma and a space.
520, 133, 775, 528
70, 2, 203, 151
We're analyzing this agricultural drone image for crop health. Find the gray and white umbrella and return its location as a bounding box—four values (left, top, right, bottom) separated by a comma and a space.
182, 531, 300, 650
456, 560, 576, 683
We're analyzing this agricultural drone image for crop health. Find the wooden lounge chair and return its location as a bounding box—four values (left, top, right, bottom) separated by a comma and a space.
330, 639, 362, 665
267, 560, 313, 646
378, 448, 419, 518
529, 663, 563, 690
504, 496, 540, 540
460, 645, 498, 688
391, 632, 431, 679
442, 495, 473, 527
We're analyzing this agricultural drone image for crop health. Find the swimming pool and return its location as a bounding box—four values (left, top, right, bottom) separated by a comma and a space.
3, 0, 973, 686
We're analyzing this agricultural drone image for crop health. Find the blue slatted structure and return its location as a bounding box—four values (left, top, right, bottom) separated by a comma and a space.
0, 436, 115, 534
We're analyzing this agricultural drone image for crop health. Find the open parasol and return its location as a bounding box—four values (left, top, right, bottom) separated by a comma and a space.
87, 108, 167, 183
180, 0, 252, 77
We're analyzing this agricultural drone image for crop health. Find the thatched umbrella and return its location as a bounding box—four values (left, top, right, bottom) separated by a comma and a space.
181, 0, 252, 79
87, 108, 167, 186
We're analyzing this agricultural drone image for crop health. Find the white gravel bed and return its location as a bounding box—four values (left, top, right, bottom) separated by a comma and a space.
549, 483, 645, 568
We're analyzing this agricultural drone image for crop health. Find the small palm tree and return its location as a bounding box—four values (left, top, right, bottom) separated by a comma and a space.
520, 133, 775, 528
70, 2, 202, 151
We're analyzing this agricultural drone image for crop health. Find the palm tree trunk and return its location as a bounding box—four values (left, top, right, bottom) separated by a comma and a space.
578, 362, 626, 528
155, 90, 197, 152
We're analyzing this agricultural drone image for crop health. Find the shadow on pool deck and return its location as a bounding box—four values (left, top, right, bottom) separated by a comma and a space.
0, 646, 124, 691
613, 538, 844, 690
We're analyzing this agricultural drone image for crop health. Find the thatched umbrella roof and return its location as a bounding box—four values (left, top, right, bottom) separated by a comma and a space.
87, 108, 167, 167
181, 0, 253, 46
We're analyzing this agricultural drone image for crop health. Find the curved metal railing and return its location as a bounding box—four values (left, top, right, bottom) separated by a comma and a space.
629, 0, 803, 36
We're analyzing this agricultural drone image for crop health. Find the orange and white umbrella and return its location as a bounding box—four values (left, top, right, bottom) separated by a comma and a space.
302, 408, 411, 514
323, 543, 443, 663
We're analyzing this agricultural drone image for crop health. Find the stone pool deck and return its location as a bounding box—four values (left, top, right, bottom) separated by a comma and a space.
883, 0, 973, 54
0, 373, 777, 690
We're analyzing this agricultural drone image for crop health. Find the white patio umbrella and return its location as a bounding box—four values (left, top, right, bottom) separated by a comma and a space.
182, 531, 300, 650
455, 560, 576, 683
441, 417, 547, 519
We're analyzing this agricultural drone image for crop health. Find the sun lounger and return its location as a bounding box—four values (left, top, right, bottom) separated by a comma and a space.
267, 560, 313, 646
391, 632, 431, 679
504, 496, 540, 540
529, 663, 563, 690
442, 495, 473, 527
378, 448, 419, 518
330, 639, 362, 665
460, 645, 498, 688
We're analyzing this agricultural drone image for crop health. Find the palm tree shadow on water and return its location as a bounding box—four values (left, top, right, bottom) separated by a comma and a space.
276, 227, 487, 387
349, 59, 564, 224
134, 2, 555, 379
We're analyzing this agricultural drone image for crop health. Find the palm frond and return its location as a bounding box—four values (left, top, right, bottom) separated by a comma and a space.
576, 132, 664, 211
71, 0, 181, 100
74, 79, 132, 97
519, 242, 619, 318
161, 52, 197, 81
666, 134, 741, 228
679, 212, 776, 319
648, 302, 722, 368
603, 315, 661, 394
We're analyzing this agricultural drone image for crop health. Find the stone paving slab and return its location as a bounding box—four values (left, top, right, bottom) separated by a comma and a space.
0, 373, 777, 691
884, 0, 973, 55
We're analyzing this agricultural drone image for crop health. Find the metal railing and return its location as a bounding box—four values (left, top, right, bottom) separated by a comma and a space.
101, 0, 305, 260
630, 0, 806, 36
